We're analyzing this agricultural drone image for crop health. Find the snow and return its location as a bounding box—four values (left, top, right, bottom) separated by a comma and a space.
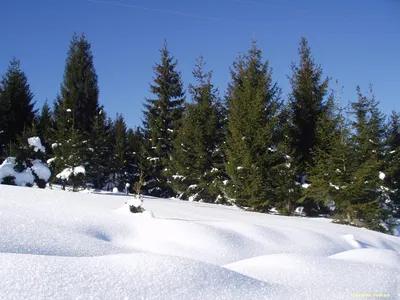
301, 183, 310, 189
27, 137, 46, 153
0, 157, 51, 186
46, 157, 56, 165
56, 166, 85, 180
329, 182, 340, 190
51, 143, 58, 149
379, 171, 386, 180
1, 185, 400, 299
31, 160, 51, 181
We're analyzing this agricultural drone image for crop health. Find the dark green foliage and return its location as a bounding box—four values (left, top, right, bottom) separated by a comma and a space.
85, 107, 113, 190
384, 111, 400, 214
0, 58, 36, 160
52, 103, 87, 191
170, 56, 226, 202
225, 41, 283, 210
142, 41, 185, 197
37, 100, 54, 155
288, 38, 329, 173
110, 114, 128, 190
57, 33, 99, 133
308, 84, 394, 232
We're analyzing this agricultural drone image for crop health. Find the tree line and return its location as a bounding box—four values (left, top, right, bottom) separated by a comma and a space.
0, 33, 399, 233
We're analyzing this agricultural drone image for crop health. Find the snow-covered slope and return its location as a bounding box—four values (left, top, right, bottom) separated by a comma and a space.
0, 185, 399, 299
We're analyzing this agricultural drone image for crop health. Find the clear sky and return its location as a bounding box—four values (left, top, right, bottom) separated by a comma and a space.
1, 0, 399, 129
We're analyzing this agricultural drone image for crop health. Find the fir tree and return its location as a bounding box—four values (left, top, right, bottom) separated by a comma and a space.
110, 114, 128, 190
37, 100, 54, 155
384, 110, 400, 214
0, 58, 36, 159
170, 56, 226, 202
288, 37, 329, 173
85, 107, 112, 189
125, 127, 143, 192
345, 85, 391, 231
225, 41, 282, 210
52, 102, 87, 191
142, 41, 185, 197
57, 33, 99, 133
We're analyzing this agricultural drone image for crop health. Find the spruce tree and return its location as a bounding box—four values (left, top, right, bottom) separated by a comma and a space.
142, 41, 185, 197
52, 33, 99, 189
110, 114, 128, 190
125, 127, 143, 192
305, 86, 355, 217
0, 58, 36, 159
346, 85, 392, 231
85, 107, 112, 189
225, 41, 282, 210
52, 101, 86, 191
57, 33, 99, 133
288, 37, 329, 173
170, 56, 226, 202
384, 110, 400, 214
37, 100, 54, 155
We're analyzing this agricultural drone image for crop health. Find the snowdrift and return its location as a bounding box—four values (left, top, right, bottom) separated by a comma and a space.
0, 185, 399, 299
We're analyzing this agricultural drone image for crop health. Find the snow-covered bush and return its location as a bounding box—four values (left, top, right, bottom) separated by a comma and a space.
56, 166, 86, 191
0, 137, 51, 188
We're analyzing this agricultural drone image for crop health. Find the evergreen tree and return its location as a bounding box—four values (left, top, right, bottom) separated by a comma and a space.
225, 41, 282, 210
124, 127, 143, 192
57, 33, 99, 133
52, 102, 87, 191
52, 33, 99, 190
170, 56, 226, 202
142, 41, 185, 197
0, 58, 36, 159
384, 110, 400, 214
85, 107, 112, 189
108, 114, 128, 190
306, 86, 355, 217
288, 37, 329, 173
37, 100, 54, 155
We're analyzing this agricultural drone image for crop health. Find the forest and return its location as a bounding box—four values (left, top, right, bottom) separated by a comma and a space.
0, 33, 399, 233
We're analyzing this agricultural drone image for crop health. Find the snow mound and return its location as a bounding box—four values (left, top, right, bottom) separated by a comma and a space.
329, 248, 400, 269
0, 253, 287, 300
224, 253, 399, 300
1, 185, 400, 299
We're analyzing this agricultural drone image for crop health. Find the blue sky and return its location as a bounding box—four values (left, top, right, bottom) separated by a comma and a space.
1, 0, 399, 129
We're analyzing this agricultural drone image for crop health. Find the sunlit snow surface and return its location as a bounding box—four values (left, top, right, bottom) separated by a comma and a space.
0, 185, 399, 300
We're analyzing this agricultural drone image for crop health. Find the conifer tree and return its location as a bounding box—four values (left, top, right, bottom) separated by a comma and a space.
225, 41, 282, 210
142, 41, 185, 196
170, 56, 226, 202
0, 58, 36, 159
125, 127, 143, 192
56, 33, 99, 133
345, 85, 391, 231
52, 102, 86, 191
37, 100, 54, 155
85, 107, 112, 189
288, 37, 329, 173
384, 110, 400, 214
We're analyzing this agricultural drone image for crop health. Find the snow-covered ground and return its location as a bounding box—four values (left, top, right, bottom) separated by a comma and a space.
0, 185, 399, 299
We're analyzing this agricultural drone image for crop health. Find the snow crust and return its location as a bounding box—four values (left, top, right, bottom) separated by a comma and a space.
0, 185, 399, 299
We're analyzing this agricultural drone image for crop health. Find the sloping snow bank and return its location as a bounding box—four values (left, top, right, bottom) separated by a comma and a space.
0, 185, 399, 300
